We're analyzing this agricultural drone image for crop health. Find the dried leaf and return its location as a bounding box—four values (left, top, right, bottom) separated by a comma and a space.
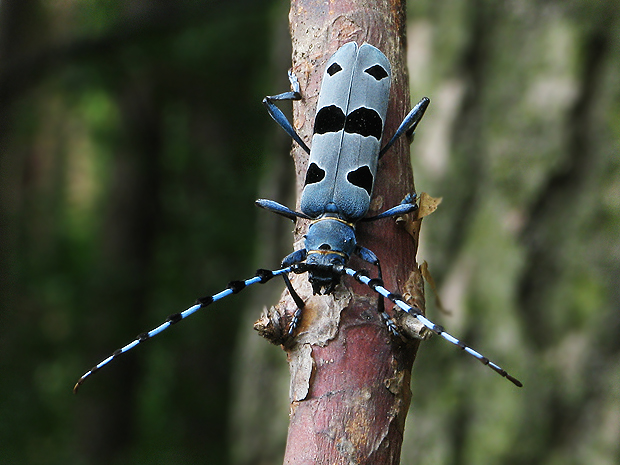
417, 192, 442, 220
396, 192, 442, 238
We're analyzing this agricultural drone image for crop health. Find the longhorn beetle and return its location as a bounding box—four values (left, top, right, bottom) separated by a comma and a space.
74, 42, 522, 393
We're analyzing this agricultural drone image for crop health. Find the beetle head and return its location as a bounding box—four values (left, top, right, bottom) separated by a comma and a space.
304, 218, 357, 294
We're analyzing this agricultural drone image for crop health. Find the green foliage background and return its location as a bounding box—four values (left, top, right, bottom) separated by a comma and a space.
1, 1, 619, 465
1, 1, 286, 464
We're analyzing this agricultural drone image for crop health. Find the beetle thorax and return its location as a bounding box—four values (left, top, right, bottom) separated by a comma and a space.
304, 217, 357, 294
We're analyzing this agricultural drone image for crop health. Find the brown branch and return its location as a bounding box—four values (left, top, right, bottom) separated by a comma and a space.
256, 1, 425, 464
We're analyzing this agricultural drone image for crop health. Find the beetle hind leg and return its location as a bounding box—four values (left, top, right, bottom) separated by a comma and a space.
379, 97, 430, 158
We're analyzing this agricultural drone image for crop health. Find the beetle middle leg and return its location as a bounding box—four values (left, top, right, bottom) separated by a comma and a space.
362, 193, 418, 222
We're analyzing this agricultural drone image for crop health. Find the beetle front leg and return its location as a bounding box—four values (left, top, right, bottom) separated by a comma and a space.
355, 247, 400, 336
281, 249, 308, 335
263, 70, 311, 154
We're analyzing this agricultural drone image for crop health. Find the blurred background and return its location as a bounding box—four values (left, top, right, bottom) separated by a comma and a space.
0, 1, 618, 464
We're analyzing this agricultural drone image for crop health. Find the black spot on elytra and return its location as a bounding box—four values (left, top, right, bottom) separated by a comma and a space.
344, 108, 383, 140
305, 162, 326, 185
314, 105, 346, 134
347, 166, 374, 196
365, 64, 388, 80
326, 62, 342, 76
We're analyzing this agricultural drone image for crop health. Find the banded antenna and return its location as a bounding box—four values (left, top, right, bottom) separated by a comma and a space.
289, 263, 523, 387
74, 267, 293, 393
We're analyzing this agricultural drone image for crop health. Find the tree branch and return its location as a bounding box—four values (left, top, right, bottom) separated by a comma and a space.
257, 1, 425, 464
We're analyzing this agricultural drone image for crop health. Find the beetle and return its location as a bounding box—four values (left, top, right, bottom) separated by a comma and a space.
259, 42, 428, 297
73, 43, 522, 392
257, 41, 428, 334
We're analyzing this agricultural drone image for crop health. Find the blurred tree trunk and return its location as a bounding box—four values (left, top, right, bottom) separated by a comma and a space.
1, 1, 279, 464
77, 69, 164, 465
401, 2, 620, 464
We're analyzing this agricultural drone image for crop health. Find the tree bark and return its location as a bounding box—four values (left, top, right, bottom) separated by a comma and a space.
257, 1, 425, 464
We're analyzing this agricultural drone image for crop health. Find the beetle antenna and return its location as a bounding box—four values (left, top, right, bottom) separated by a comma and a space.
330, 265, 523, 387
73, 267, 292, 393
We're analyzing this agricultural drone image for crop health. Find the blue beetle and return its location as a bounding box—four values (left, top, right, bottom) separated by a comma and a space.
259, 42, 429, 295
